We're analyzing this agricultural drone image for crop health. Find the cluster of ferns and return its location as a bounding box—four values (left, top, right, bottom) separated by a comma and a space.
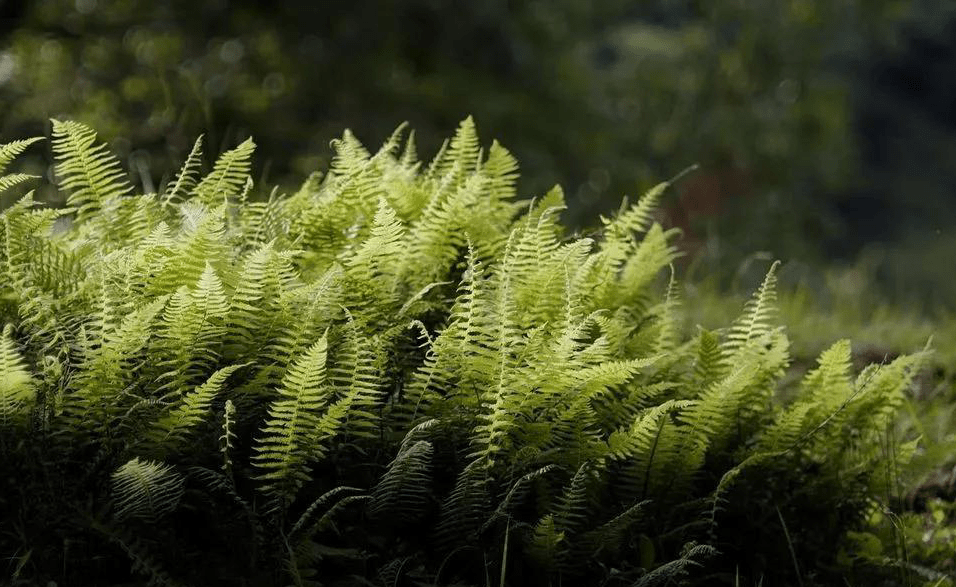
0, 118, 928, 586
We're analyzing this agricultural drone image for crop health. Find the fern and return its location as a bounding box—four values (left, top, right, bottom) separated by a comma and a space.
0, 118, 931, 587
111, 457, 185, 522
220, 399, 237, 476
193, 137, 255, 206
51, 119, 133, 222
155, 263, 229, 393
253, 335, 332, 502
434, 460, 490, 551
163, 134, 205, 206
147, 364, 245, 454
724, 260, 782, 360
0, 173, 40, 195
0, 137, 43, 174
0, 324, 34, 427
369, 438, 434, 524
633, 544, 716, 586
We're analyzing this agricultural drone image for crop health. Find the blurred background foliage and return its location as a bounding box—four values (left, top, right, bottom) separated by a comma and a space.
1, 0, 955, 304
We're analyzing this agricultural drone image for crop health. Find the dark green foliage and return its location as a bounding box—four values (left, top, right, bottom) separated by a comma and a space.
0, 119, 929, 586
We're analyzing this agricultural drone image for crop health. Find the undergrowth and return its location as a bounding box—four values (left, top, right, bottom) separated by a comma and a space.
0, 117, 939, 586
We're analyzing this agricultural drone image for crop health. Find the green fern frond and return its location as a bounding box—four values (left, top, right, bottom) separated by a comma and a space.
193, 137, 255, 206
678, 359, 764, 460
164, 134, 204, 205
330, 129, 372, 179
369, 438, 433, 524
652, 268, 682, 356
601, 181, 669, 245
400, 129, 418, 167
51, 119, 133, 222
263, 266, 343, 369
431, 115, 480, 183
606, 400, 690, 461
691, 329, 724, 391
111, 457, 185, 522
481, 140, 519, 201
579, 499, 651, 560
220, 399, 237, 475
289, 486, 365, 539
0, 136, 43, 174
618, 223, 681, 302
528, 514, 564, 571
253, 334, 331, 501
225, 240, 298, 357
156, 264, 229, 392
327, 317, 384, 441
0, 173, 40, 195
0, 324, 34, 427
480, 464, 558, 535
68, 296, 167, 425
724, 260, 782, 359
147, 364, 245, 454
148, 203, 228, 293
552, 461, 601, 541
848, 349, 929, 434
435, 460, 490, 550
757, 402, 816, 453
801, 339, 854, 414
343, 197, 406, 312
633, 543, 716, 586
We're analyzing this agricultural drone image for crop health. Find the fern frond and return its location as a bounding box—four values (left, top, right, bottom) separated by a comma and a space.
0, 324, 34, 427
724, 260, 782, 359
289, 485, 365, 539
435, 460, 490, 551
578, 499, 651, 560
327, 317, 384, 441
253, 335, 331, 501
432, 115, 480, 183
369, 439, 433, 524
691, 329, 724, 391
481, 140, 519, 201
0, 136, 43, 174
155, 264, 229, 392
801, 339, 854, 414
51, 119, 133, 222
111, 457, 185, 522
606, 400, 690, 461
633, 543, 716, 586
343, 197, 406, 313
652, 268, 682, 356
528, 514, 564, 571
330, 129, 371, 179
225, 240, 299, 358
601, 181, 669, 245
67, 296, 167, 426
164, 134, 204, 205
193, 137, 255, 206
552, 461, 600, 540
0, 173, 40, 195
264, 266, 343, 369
147, 364, 245, 454
220, 399, 237, 475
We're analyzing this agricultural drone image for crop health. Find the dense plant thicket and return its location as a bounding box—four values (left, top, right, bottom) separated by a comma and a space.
0, 118, 931, 586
